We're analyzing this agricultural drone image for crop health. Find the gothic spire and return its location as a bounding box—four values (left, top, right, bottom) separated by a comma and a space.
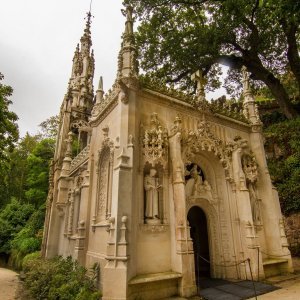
117, 6, 139, 81
241, 66, 261, 124
95, 76, 104, 104
65, 12, 95, 114
80, 12, 93, 52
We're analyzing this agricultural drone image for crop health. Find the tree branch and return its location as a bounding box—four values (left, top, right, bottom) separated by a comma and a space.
166, 69, 191, 83
281, 19, 300, 90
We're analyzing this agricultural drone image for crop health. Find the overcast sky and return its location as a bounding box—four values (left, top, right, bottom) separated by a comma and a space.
1, 0, 124, 136
1, 0, 226, 137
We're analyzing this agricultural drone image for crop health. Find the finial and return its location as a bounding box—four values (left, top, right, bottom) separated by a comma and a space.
95, 76, 104, 104
241, 66, 251, 95
241, 66, 260, 123
98, 76, 103, 91
116, 5, 139, 81
80, 11, 93, 49
191, 70, 207, 102
121, 6, 134, 36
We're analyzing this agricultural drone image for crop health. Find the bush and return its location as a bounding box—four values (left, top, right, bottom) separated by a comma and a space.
0, 198, 35, 254
23, 255, 101, 300
264, 117, 300, 215
22, 251, 41, 269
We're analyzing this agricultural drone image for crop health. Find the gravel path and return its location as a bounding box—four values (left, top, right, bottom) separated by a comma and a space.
0, 268, 19, 300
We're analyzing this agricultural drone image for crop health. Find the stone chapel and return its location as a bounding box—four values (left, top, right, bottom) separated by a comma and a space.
42, 7, 293, 300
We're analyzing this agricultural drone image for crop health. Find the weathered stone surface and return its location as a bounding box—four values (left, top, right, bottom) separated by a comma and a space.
43, 7, 293, 300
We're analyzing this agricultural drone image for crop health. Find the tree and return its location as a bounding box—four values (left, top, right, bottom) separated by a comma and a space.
0, 73, 19, 207
25, 138, 55, 207
0, 198, 35, 254
264, 117, 300, 214
0, 73, 19, 160
0, 133, 39, 208
38, 115, 59, 140
124, 0, 300, 118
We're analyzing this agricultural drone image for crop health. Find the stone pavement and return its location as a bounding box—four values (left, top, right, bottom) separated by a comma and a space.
248, 277, 300, 299
0, 268, 19, 300
164, 258, 300, 299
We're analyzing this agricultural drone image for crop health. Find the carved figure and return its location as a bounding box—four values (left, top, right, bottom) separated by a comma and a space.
242, 154, 261, 224
144, 169, 161, 222
190, 164, 203, 195
185, 164, 206, 197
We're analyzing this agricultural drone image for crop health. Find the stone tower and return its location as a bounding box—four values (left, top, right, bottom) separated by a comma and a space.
43, 7, 293, 300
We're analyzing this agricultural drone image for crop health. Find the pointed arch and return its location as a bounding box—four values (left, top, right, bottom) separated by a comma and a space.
95, 136, 114, 223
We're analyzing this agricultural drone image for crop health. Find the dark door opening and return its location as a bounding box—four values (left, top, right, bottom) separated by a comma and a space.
187, 206, 210, 285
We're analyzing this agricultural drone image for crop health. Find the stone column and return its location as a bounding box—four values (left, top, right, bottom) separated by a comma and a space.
102, 88, 136, 300
232, 144, 262, 280
169, 122, 197, 297
249, 125, 293, 271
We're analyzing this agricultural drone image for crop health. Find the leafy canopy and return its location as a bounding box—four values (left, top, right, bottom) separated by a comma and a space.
264, 117, 300, 214
0, 73, 19, 161
124, 0, 300, 118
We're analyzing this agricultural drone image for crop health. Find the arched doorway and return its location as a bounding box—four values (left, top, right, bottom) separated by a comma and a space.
187, 206, 210, 286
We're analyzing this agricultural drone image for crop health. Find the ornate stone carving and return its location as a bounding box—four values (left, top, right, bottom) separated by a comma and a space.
140, 224, 169, 233
141, 112, 168, 168
185, 164, 216, 208
182, 119, 233, 181
75, 175, 83, 189
98, 149, 109, 217
169, 115, 182, 137
191, 70, 211, 112
67, 189, 75, 236
71, 119, 89, 130
95, 126, 114, 222
70, 144, 90, 172
242, 153, 261, 225
144, 168, 162, 224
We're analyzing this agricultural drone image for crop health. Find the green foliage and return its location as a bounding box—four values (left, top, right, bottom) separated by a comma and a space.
125, 0, 300, 118
0, 119, 54, 267
23, 256, 101, 300
0, 73, 19, 207
38, 115, 59, 140
25, 138, 55, 206
0, 198, 34, 254
264, 117, 300, 214
10, 205, 45, 257
0, 73, 19, 161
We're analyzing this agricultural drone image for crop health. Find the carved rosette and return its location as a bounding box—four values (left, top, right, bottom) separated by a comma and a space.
140, 112, 168, 169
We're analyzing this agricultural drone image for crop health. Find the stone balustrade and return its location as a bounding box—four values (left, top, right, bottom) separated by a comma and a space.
70, 144, 90, 172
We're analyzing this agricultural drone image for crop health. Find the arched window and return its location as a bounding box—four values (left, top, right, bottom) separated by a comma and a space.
95, 146, 113, 223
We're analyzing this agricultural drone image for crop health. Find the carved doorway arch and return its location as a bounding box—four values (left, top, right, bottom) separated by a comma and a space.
188, 206, 210, 286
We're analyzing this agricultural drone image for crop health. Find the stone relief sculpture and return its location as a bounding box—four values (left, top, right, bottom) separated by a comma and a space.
242, 154, 261, 225
185, 164, 213, 200
182, 119, 233, 181
144, 168, 162, 224
141, 112, 168, 169
140, 113, 168, 227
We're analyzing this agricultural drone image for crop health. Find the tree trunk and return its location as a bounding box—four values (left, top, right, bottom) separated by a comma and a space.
281, 21, 300, 91
247, 61, 299, 119
219, 54, 298, 118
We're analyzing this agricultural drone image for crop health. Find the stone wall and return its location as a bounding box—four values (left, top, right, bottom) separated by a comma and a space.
284, 213, 300, 254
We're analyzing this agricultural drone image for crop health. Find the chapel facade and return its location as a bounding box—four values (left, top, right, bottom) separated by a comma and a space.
43, 7, 293, 300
